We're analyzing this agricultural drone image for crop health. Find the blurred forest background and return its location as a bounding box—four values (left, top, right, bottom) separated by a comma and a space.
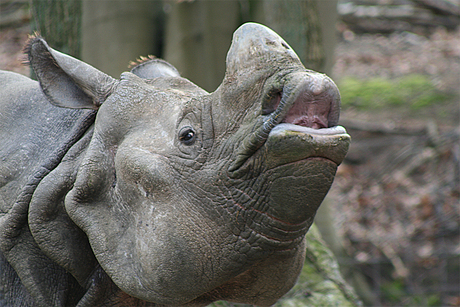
0, 0, 459, 306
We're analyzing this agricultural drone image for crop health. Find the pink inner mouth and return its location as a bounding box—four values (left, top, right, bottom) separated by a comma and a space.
281, 90, 331, 129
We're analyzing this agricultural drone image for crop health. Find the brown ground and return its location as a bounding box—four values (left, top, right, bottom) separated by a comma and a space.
330, 27, 460, 306
1, 18, 459, 307
0, 25, 29, 76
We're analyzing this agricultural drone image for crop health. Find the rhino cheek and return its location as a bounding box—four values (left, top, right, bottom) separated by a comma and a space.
121, 219, 201, 303
106, 146, 220, 304
108, 196, 239, 305
67, 148, 237, 305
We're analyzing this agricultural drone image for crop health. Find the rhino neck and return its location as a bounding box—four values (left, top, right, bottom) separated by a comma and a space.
0, 108, 96, 252
0, 108, 97, 306
222, 176, 311, 249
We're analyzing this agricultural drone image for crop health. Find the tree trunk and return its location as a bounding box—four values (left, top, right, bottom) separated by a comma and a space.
163, 0, 240, 92
162, 0, 336, 89
81, 0, 164, 78
30, 0, 82, 58
252, 0, 325, 72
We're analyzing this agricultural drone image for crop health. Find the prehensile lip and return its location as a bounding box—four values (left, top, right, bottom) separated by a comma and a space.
228, 72, 347, 173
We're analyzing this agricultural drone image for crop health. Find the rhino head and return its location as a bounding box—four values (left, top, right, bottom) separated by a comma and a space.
26, 23, 350, 306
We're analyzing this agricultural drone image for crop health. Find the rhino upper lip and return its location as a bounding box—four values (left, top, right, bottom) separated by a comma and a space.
228, 72, 342, 173
264, 71, 341, 129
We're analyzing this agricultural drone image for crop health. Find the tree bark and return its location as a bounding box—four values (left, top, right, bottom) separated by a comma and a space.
163, 0, 240, 92
252, 0, 325, 73
31, 0, 82, 58
81, 0, 163, 78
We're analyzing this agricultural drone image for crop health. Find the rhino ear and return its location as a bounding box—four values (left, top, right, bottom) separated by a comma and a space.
25, 36, 118, 110
130, 57, 180, 79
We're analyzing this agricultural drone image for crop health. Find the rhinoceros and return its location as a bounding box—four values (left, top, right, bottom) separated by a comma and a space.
0, 23, 350, 306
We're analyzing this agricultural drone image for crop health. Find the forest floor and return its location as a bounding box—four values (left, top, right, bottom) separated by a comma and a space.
1, 18, 459, 307
329, 26, 460, 306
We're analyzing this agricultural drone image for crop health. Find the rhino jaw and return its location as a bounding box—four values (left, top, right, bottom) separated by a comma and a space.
263, 124, 350, 224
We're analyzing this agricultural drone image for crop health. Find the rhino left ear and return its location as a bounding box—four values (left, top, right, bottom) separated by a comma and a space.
25, 36, 118, 110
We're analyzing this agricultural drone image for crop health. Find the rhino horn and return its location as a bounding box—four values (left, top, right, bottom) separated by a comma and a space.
225, 22, 302, 77
25, 36, 118, 110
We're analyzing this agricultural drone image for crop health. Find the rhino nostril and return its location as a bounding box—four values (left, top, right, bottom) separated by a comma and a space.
265, 38, 277, 47
261, 92, 282, 115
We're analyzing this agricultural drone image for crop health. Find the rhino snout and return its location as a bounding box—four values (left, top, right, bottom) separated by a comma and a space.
282, 74, 340, 130
264, 71, 341, 130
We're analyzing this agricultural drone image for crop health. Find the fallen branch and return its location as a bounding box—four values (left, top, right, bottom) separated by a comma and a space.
414, 0, 460, 16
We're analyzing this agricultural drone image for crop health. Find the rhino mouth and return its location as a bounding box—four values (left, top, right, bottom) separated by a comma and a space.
228, 71, 350, 173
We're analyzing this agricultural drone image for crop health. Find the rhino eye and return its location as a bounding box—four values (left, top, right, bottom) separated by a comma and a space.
178, 127, 196, 145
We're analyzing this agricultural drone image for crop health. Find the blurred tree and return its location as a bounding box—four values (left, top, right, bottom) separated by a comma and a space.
163, 0, 337, 91
251, 0, 324, 71
163, 0, 240, 92
79, 0, 337, 91
81, 0, 164, 78
31, 0, 82, 58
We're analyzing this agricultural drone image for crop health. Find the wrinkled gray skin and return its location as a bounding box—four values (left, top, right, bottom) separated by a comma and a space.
0, 23, 350, 306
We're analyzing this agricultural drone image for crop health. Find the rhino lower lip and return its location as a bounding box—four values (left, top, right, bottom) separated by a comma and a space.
265, 124, 350, 166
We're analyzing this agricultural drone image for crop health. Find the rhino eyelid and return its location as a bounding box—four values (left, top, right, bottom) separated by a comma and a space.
178, 126, 196, 145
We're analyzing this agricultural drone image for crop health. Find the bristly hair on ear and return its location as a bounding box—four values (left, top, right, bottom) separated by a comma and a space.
22, 32, 42, 66
128, 55, 157, 69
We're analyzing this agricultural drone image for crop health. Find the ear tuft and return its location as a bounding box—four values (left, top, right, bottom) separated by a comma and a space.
128, 55, 157, 69
22, 33, 42, 66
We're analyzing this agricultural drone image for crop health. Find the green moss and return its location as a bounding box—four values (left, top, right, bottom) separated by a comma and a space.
381, 279, 442, 307
338, 75, 453, 110
274, 225, 360, 307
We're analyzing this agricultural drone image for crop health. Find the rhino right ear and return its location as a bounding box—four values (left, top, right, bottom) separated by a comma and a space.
25, 36, 118, 110
130, 57, 180, 79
